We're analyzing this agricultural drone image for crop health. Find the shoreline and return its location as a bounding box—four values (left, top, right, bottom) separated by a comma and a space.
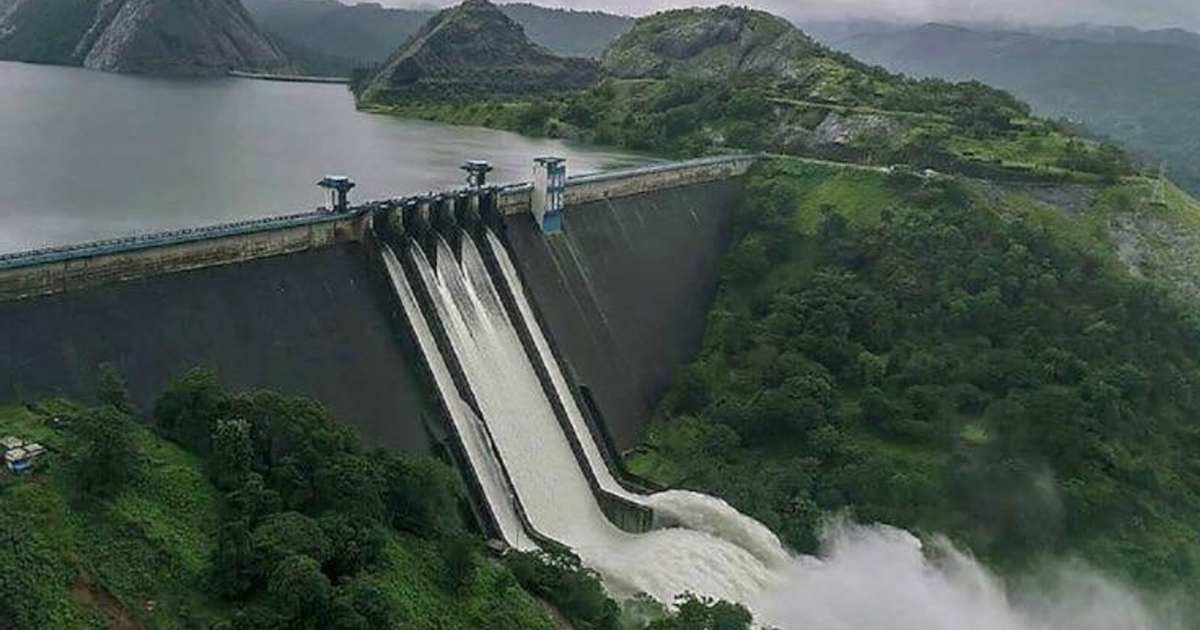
227, 70, 348, 85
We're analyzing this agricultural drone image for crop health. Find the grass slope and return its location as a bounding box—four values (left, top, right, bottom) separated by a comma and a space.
0, 402, 223, 630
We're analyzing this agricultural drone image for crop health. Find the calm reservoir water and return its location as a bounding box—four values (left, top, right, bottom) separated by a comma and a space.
0, 61, 642, 254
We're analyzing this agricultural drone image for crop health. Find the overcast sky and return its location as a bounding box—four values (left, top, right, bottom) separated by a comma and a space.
380, 0, 1200, 31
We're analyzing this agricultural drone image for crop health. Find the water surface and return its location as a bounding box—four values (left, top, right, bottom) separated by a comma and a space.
0, 61, 640, 253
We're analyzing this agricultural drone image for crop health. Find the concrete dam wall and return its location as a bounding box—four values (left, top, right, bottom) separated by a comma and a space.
0, 156, 754, 462
504, 179, 741, 451
0, 243, 439, 452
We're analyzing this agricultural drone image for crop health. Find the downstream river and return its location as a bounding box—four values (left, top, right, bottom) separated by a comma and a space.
0, 61, 641, 253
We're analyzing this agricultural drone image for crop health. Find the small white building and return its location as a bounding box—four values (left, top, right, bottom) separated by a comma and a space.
3, 437, 46, 473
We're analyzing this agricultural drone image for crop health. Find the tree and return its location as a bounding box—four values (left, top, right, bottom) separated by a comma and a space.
441, 535, 477, 593
212, 519, 258, 599
319, 514, 384, 579
226, 473, 281, 524
212, 418, 253, 491
251, 512, 332, 578
267, 556, 330, 626
647, 595, 752, 630
154, 368, 227, 453
384, 456, 464, 538
95, 362, 134, 415
505, 548, 618, 630
74, 406, 136, 496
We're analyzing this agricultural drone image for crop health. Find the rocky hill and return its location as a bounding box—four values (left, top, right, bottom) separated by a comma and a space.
362, 4, 1128, 189
243, 0, 631, 69
356, 0, 599, 103
0, 0, 287, 76
602, 6, 821, 80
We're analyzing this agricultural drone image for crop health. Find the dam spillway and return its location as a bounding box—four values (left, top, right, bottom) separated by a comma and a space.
0, 154, 786, 605
384, 228, 789, 604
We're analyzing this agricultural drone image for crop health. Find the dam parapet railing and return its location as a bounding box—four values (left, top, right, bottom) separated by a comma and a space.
0, 154, 763, 302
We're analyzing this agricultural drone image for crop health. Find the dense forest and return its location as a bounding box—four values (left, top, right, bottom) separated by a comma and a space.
0, 369, 747, 630
630, 160, 1200, 592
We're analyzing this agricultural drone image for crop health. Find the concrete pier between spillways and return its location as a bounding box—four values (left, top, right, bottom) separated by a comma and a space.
0, 155, 756, 465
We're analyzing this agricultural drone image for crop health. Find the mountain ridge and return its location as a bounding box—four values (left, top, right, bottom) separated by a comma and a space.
242, 0, 632, 69
829, 21, 1200, 195
357, 0, 599, 102
0, 0, 288, 75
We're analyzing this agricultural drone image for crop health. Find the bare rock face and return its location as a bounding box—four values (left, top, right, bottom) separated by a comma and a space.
0, 0, 287, 76
358, 0, 600, 103
813, 112, 899, 146
602, 6, 820, 81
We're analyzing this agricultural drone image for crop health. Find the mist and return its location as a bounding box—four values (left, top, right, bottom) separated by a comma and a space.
753, 523, 1186, 630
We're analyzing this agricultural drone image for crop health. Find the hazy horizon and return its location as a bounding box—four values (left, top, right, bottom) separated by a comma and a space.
341, 0, 1200, 33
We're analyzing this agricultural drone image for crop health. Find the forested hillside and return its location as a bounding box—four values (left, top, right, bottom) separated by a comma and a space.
631, 160, 1200, 593
0, 372, 559, 629
0, 369, 742, 630
828, 23, 1200, 196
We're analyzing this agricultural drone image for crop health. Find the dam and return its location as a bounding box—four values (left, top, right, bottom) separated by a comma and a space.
0, 153, 794, 605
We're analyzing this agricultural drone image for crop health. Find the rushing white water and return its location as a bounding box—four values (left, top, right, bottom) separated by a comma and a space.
381, 245, 534, 551
753, 523, 1180, 630
487, 231, 793, 570
402, 233, 789, 604
391, 232, 1179, 629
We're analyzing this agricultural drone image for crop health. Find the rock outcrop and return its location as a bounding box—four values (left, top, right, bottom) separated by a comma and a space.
0, 0, 287, 76
358, 0, 599, 103
601, 6, 820, 81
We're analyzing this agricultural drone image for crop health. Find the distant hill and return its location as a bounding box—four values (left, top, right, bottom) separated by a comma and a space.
497, 3, 631, 59
242, 0, 434, 69
242, 0, 631, 72
356, 0, 599, 103
827, 22, 1200, 194
1015, 24, 1200, 52
0, 0, 288, 76
602, 5, 820, 80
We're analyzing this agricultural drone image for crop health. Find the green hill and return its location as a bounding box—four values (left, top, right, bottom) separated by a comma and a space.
241, 0, 435, 70
241, 0, 631, 75
829, 23, 1200, 196
356, 0, 600, 103
601, 6, 822, 80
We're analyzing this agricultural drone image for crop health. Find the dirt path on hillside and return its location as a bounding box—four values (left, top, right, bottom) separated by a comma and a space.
69, 570, 147, 630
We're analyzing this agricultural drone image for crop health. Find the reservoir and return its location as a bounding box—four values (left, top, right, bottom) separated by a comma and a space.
0, 61, 640, 253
